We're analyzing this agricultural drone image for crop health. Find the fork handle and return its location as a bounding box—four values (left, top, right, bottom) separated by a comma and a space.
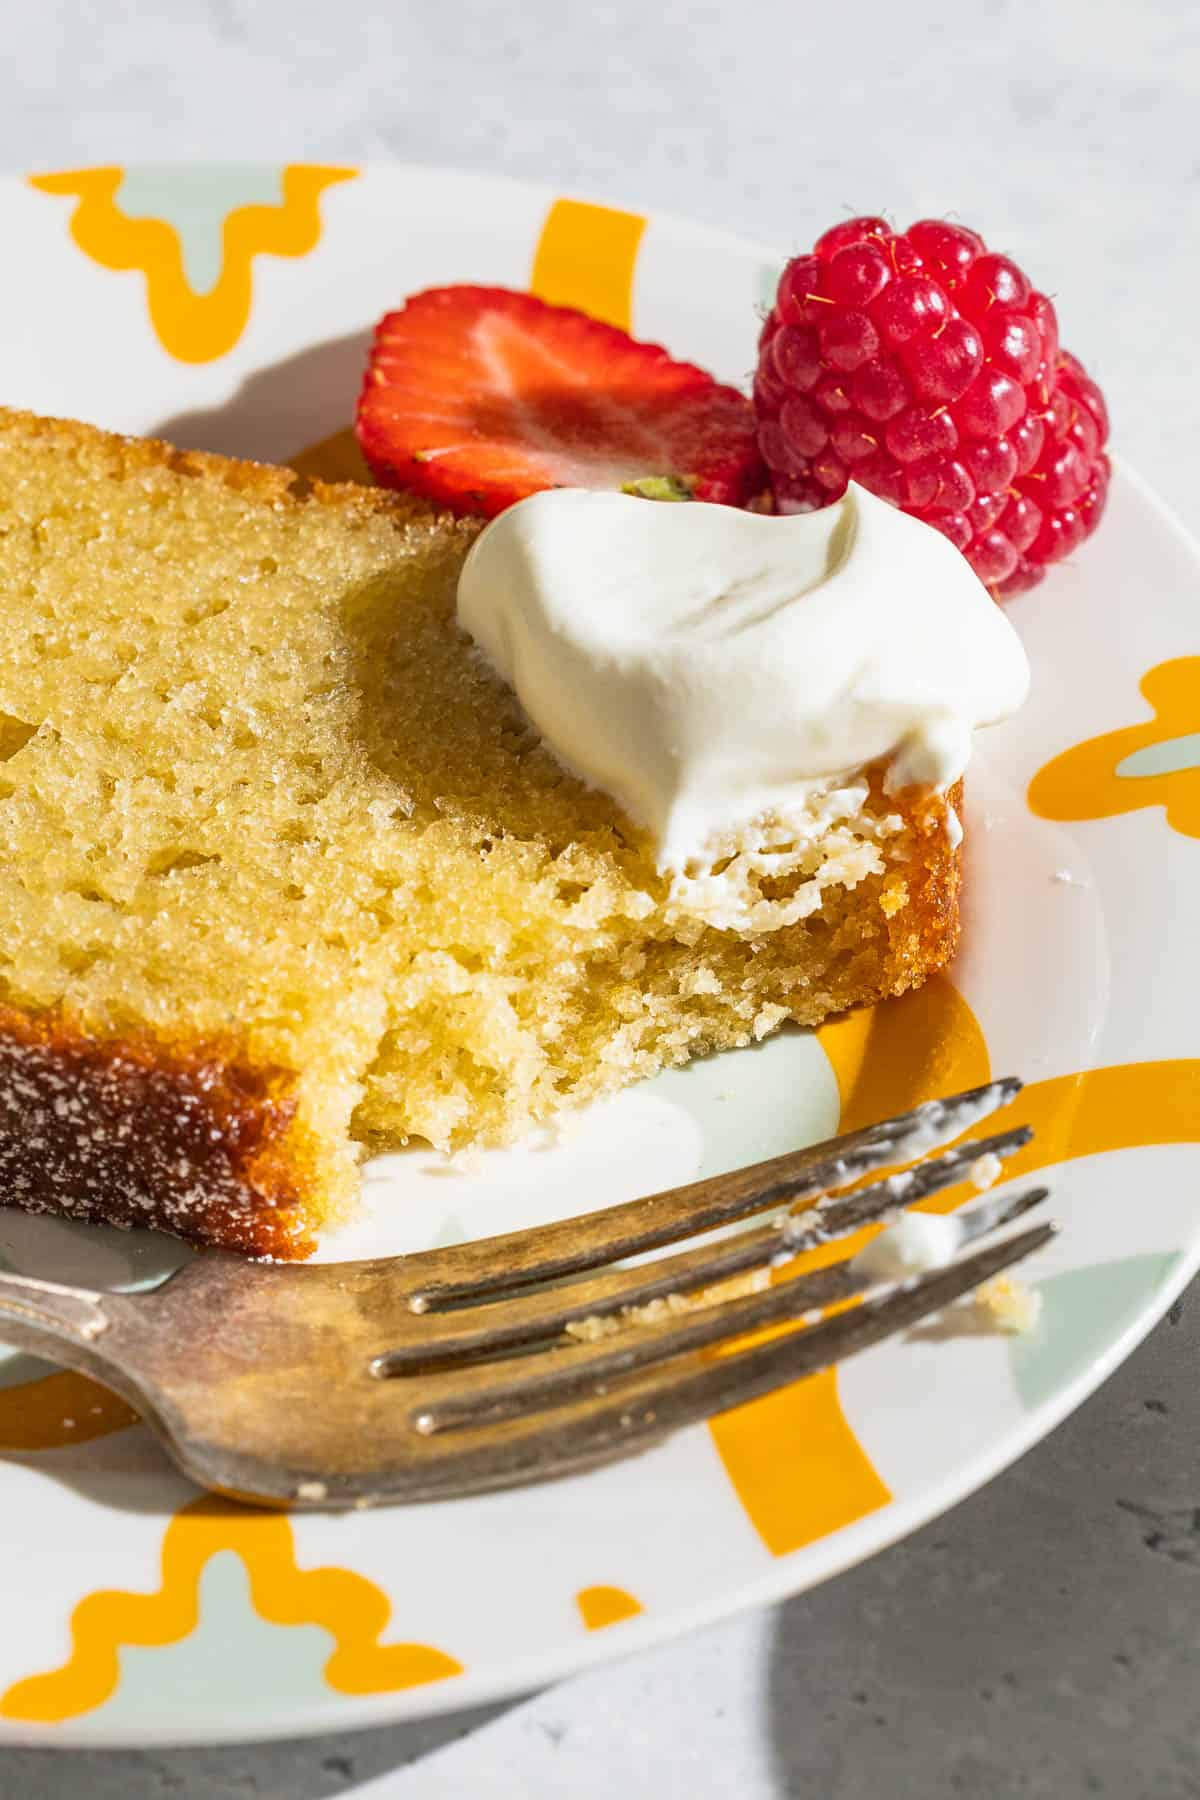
0, 1269, 113, 1361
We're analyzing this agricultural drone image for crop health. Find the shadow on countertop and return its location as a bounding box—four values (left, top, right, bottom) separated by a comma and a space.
0, 1696, 523, 1799
764, 1283, 1200, 1799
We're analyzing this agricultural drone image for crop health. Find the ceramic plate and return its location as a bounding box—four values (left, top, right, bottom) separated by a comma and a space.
0, 162, 1196, 1748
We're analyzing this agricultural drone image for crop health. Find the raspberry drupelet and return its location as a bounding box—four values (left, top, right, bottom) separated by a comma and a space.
754, 217, 1110, 597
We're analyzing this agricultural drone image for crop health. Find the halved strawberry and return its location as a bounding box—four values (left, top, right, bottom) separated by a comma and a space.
356, 286, 766, 518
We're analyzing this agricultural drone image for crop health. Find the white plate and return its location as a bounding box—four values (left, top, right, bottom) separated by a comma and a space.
0, 161, 1196, 1747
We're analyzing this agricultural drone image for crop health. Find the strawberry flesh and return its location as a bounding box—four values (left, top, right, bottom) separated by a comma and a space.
356, 286, 765, 518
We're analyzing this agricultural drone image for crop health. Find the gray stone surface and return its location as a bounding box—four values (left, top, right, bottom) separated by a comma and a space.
0, 0, 1197, 1792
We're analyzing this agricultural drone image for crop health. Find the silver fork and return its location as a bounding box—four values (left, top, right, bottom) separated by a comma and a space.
0, 1078, 1051, 1509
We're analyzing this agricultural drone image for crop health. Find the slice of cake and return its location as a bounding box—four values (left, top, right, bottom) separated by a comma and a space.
0, 409, 984, 1257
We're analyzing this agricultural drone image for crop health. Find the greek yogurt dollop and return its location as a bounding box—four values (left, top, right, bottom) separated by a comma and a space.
457, 483, 1029, 877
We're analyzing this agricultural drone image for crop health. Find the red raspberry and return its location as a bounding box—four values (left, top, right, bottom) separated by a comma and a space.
755, 217, 1110, 597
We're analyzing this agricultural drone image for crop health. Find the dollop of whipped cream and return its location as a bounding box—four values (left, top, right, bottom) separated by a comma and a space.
850, 1210, 966, 1283
457, 483, 1029, 911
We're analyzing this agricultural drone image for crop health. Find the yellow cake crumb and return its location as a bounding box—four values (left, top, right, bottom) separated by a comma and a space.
975, 1273, 1043, 1334
0, 408, 963, 1251
564, 1265, 772, 1342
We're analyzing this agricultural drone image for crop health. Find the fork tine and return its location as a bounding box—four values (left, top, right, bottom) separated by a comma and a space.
955, 1181, 1048, 1243
408, 1192, 1052, 1431
376, 1124, 1033, 1371
775, 1124, 1033, 1247
406, 1076, 1024, 1309
414, 1223, 1057, 1478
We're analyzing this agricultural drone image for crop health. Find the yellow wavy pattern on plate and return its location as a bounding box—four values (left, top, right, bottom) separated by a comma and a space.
823, 984, 1200, 1189
575, 1584, 643, 1630
0, 1496, 462, 1723
1029, 658, 1200, 839
706, 976, 988, 1555
29, 165, 356, 364
713, 975, 1200, 1556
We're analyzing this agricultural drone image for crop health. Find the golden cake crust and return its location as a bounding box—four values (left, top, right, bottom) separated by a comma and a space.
875, 776, 962, 987
0, 403, 440, 526
0, 1003, 320, 1257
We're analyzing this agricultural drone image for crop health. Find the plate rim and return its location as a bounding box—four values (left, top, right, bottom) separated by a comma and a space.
0, 157, 1196, 1748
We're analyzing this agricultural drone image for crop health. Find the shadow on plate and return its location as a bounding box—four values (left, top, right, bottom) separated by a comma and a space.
150, 328, 371, 466
0, 1210, 192, 1514
2, 1421, 195, 1517
0, 1210, 193, 1295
